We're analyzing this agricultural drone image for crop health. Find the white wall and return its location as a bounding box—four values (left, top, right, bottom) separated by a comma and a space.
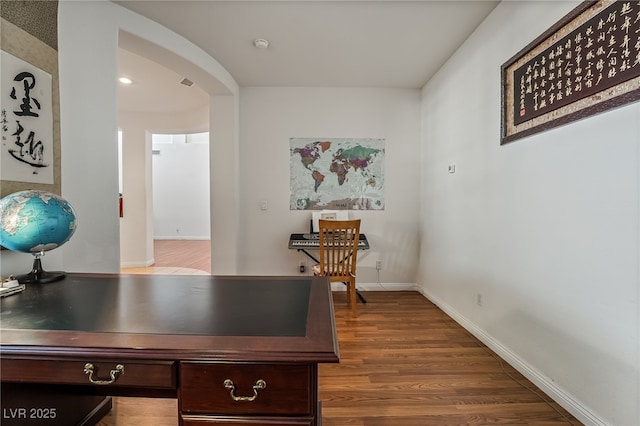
152, 133, 210, 240
419, 2, 639, 425
118, 116, 153, 268
238, 87, 421, 286
210, 95, 240, 274
56, 1, 238, 274
57, 1, 121, 273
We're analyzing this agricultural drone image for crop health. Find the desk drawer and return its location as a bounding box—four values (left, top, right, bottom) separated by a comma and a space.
180, 363, 312, 415
181, 415, 314, 425
1, 358, 176, 389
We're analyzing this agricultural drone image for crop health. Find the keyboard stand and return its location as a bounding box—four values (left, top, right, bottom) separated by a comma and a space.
290, 234, 369, 304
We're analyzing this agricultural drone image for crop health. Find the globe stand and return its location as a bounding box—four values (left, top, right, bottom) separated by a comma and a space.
16, 252, 66, 284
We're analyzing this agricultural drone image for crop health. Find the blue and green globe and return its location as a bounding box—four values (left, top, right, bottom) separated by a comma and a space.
0, 190, 77, 254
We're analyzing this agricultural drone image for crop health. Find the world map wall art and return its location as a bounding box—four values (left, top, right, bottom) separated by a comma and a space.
290, 137, 385, 210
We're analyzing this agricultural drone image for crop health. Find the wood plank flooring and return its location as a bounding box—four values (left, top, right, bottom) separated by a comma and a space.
121, 239, 211, 275
108, 240, 582, 425
319, 292, 581, 425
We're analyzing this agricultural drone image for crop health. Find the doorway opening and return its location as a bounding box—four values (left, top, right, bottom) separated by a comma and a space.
115, 28, 239, 276
120, 132, 211, 275
150, 132, 211, 274
116, 40, 213, 276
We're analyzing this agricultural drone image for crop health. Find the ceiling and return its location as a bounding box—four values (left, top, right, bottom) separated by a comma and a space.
114, 0, 500, 113
118, 48, 211, 113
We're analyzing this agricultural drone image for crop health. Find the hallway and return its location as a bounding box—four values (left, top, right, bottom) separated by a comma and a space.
121, 240, 210, 275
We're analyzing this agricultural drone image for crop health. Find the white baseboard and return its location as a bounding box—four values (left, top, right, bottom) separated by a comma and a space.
120, 258, 155, 268
332, 282, 418, 291
416, 286, 607, 426
154, 236, 209, 240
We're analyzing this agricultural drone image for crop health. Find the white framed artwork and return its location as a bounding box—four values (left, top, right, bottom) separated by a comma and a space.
1, 50, 54, 184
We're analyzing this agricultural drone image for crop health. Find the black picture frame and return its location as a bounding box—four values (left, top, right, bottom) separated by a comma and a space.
501, 0, 640, 145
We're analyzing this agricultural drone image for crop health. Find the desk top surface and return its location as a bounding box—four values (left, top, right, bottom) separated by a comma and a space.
0, 274, 339, 362
1, 274, 309, 336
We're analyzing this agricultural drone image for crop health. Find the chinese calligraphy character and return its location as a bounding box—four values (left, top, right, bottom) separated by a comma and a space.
8, 120, 45, 168
10, 72, 41, 117
4, 71, 48, 170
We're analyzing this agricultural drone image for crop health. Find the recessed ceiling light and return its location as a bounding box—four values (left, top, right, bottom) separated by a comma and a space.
253, 38, 269, 49
119, 77, 132, 85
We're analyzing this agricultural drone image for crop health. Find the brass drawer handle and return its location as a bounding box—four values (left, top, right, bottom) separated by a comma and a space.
223, 378, 266, 402
83, 363, 125, 385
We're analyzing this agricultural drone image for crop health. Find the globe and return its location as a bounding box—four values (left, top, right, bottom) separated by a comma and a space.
0, 190, 77, 284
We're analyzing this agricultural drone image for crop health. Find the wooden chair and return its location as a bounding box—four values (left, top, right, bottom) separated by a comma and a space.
313, 219, 361, 310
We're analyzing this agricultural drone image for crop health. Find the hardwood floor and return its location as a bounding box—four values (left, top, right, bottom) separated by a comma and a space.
121, 239, 211, 275
103, 254, 583, 426
319, 292, 581, 425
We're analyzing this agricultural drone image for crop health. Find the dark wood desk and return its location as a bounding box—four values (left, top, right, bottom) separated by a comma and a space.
0, 274, 339, 425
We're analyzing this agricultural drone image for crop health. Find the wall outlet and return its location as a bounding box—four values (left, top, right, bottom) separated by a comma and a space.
475, 292, 483, 307
299, 261, 306, 274
376, 260, 382, 270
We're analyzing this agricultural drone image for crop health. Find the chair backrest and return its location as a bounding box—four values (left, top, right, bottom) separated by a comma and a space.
317, 219, 361, 278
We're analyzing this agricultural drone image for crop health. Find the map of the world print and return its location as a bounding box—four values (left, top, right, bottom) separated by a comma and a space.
290, 137, 385, 210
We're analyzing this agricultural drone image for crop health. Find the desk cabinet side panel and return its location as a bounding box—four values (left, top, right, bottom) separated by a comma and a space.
0, 383, 113, 426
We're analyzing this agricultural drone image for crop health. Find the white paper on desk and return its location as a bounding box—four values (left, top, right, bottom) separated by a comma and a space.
311, 210, 349, 232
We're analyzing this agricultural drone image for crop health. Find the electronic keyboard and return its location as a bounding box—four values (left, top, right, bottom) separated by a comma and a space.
288, 233, 370, 250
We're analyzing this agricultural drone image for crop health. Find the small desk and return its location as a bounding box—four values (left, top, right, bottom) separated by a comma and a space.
0, 274, 339, 425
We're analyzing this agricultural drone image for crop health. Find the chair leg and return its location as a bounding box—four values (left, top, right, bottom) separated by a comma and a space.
348, 279, 357, 310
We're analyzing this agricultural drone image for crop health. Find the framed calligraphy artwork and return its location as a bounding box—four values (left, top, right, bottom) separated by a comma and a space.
501, 0, 640, 144
1, 50, 54, 183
